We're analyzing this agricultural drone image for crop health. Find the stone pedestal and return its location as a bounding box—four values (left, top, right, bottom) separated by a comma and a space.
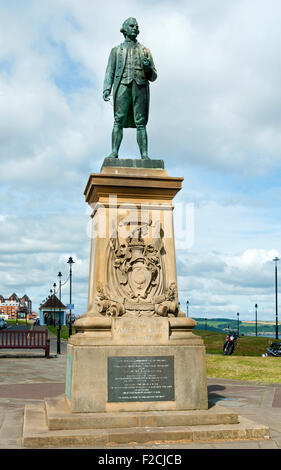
69, 159, 208, 413
21, 159, 270, 447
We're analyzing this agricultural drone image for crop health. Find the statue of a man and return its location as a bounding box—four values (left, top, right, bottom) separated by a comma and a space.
103, 18, 157, 159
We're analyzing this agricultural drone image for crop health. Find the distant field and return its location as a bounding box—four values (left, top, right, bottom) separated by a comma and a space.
193, 317, 280, 336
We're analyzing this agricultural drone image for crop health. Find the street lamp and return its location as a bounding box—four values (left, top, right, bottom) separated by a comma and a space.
53, 283, 57, 327
57, 272, 62, 354
205, 317, 207, 330
49, 289, 53, 326
237, 312, 240, 336
186, 300, 189, 318
39, 302, 42, 326
255, 304, 258, 337
67, 257, 75, 336
273, 257, 280, 340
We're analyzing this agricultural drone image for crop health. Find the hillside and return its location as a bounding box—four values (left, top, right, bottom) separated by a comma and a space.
193, 317, 280, 336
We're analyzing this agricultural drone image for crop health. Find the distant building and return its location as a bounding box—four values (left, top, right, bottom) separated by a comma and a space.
39, 295, 66, 326
0, 293, 32, 319
21, 294, 32, 315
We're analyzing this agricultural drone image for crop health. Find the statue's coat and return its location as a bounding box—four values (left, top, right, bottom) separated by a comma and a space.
103, 42, 157, 128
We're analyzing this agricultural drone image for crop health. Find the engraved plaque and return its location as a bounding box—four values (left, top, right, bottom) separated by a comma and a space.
108, 356, 175, 402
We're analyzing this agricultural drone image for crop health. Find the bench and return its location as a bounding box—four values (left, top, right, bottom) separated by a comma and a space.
0, 329, 50, 358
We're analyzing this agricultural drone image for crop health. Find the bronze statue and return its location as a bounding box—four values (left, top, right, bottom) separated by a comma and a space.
103, 18, 157, 159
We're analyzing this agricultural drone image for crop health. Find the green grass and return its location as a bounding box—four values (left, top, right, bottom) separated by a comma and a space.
193, 330, 281, 383
6, 319, 31, 326
206, 355, 281, 383
47, 325, 76, 340
193, 329, 280, 356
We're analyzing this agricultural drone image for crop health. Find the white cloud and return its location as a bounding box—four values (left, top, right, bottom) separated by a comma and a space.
0, 1, 281, 320
2, 0, 281, 181
177, 248, 280, 320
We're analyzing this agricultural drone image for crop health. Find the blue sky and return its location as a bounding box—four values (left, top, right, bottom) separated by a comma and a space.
0, 0, 281, 321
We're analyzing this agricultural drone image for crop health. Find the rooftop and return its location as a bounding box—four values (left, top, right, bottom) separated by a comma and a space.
40, 295, 66, 310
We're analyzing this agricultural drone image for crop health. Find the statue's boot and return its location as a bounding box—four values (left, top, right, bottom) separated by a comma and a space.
137, 126, 150, 160
108, 124, 123, 158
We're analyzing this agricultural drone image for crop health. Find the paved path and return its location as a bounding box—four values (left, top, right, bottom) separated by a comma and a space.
0, 339, 281, 449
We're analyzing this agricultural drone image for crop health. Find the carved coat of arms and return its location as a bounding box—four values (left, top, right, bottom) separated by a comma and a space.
94, 219, 179, 318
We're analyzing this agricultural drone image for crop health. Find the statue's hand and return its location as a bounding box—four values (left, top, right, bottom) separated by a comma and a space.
103, 90, 111, 101
142, 57, 151, 68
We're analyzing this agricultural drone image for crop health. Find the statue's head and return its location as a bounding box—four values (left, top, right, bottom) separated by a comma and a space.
120, 17, 139, 39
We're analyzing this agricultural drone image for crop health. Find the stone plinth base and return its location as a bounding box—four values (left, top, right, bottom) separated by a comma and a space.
22, 396, 270, 448
66, 343, 207, 413
45, 395, 238, 430
65, 317, 208, 413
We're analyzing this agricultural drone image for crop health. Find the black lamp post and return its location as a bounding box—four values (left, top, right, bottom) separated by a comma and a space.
57, 272, 62, 354
186, 300, 189, 318
39, 302, 42, 326
255, 304, 258, 337
67, 257, 75, 336
49, 289, 53, 326
205, 317, 207, 330
273, 257, 280, 340
237, 312, 240, 336
58, 272, 62, 302
53, 283, 57, 327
